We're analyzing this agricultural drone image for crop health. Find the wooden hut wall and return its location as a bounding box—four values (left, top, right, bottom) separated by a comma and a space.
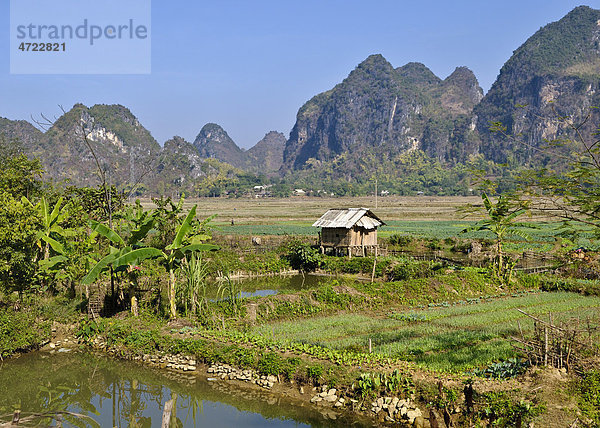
321, 227, 352, 246
348, 227, 378, 246
362, 228, 378, 246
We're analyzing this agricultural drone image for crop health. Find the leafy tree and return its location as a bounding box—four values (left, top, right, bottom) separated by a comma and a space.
517, 109, 600, 239
487, 106, 600, 243
63, 186, 125, 222
0, 137, 44, 199
0, 192, 41, 295
285, 241, 321, 273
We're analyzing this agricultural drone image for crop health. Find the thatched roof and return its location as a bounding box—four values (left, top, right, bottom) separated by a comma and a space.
312, 208, 385, 230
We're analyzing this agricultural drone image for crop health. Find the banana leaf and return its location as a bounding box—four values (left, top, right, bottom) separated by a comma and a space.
89, 220, 125, 246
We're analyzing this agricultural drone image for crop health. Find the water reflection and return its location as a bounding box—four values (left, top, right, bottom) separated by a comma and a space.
0, 352, 371, 427
208, 274, 331, 300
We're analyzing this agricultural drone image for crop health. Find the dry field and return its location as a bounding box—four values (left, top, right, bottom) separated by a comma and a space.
141, 195, 481, 224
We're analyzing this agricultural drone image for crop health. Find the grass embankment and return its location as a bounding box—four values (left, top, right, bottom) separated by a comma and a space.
0, 296, 81, 359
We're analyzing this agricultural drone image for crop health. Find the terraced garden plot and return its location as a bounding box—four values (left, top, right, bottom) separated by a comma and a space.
251, 292, 600, 372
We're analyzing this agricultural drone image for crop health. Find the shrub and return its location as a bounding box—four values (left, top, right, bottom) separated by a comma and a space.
0, 307, 50, 358
285, 241, 321, 273
313, 284, 351, 306
573, 370, 600, 425
257, 351, 283, 376
233, 347, 257, 367
388, 234, 413, 247
426, 238, 442, 250
307, 364, 324, 385
388, 259, 434, 281
320, 256, 391, 277
478, 392, 544, 427
281, 357, 302, 381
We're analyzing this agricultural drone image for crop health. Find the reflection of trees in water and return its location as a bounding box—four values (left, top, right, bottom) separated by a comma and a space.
0, 353, 192, 427
0, 351, 364, 428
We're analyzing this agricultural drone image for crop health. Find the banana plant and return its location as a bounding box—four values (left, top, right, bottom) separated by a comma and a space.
81, 214, 157, 286
21, 196, 75, 290
111, 205, 217, 319
159, 205, 218, 319
83, 204, 218, 319
22, 196, 70, 261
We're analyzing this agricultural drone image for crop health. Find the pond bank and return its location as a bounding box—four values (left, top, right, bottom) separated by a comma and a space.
70, 333, 427, 427
37, 314, 553, 428
0, 350, 376, 428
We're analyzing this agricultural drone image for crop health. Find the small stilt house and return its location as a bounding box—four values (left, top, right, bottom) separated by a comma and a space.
313, 208, 385, 258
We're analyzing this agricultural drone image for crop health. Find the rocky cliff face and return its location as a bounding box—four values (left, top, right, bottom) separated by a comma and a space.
475, 6, 600, 164
282, 54, 483, 171
246, 131, 286, 173
40, 104, 161, 187
193, 123, 247, 169
1, 104, 161, 188
160, 136, 205, 180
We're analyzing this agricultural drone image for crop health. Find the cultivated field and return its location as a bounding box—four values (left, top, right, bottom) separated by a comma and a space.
140, 196, 575, 249
251, 291, 600, 372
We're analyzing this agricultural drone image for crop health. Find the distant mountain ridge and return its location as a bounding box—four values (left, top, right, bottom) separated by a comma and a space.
0, 105, 285, 192
1, 5, 600, 195
193, 123, 247, 169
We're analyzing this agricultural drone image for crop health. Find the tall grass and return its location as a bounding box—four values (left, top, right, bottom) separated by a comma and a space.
179, 253, 209, 317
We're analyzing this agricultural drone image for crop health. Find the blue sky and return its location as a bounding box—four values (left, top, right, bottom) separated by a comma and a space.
0, 1, 597, 148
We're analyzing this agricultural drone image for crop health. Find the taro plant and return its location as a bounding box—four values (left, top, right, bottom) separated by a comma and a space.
354, 370, 414, 399
355, 373, 380, 398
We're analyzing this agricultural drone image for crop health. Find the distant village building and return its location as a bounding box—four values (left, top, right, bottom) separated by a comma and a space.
252, 185, 272, 198
313, 208, 385, 258
293, 189, 306, 196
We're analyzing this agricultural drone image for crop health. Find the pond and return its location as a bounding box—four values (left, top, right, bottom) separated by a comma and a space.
0, 351, 372, 427
209, 274, 332, 300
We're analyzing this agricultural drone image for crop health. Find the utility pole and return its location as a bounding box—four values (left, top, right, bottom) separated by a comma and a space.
375, 178, 378, 209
